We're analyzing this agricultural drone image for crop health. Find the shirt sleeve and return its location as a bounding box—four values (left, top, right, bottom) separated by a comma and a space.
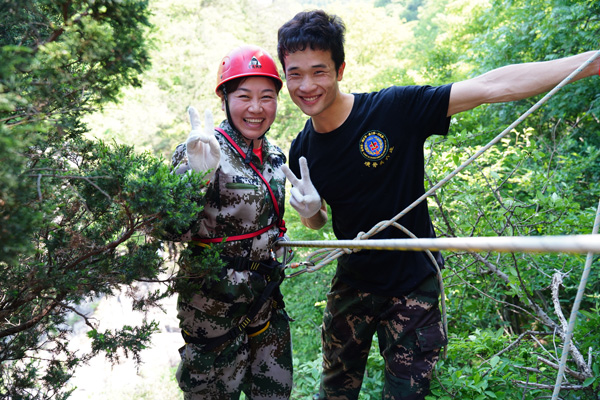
391, 83, 453, 139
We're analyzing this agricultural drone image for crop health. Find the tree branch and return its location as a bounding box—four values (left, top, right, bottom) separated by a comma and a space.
59, 303, 97, 330
549, 271, 593, 377
25, 173, 114, 200
538, 356, 590, 381
0, 297, 64, 339
513, 380, 585, 390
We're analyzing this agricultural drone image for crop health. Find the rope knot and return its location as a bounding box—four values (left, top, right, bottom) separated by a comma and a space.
345, 231, 368, 254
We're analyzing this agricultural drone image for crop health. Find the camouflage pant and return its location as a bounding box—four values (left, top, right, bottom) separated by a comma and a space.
176, 266, 293, 400
318, 273, 447, 400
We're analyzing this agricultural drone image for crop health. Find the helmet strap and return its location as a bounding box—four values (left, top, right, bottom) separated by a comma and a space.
222, 86, 239, 133
244, 140, 254, 165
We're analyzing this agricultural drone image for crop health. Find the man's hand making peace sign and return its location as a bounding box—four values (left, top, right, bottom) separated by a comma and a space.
281, 157, 323, 219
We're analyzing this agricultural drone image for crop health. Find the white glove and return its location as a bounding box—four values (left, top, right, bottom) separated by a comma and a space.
281, 157, 322, 219
186, 106, 221, 182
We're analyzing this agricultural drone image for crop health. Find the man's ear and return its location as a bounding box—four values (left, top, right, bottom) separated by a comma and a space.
337, 62, 346, 81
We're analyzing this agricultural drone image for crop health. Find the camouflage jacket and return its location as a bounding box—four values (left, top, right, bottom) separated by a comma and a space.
171, 120, 287, 260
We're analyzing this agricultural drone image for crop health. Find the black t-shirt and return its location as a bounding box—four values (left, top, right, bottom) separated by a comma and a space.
288, 84, 453, 296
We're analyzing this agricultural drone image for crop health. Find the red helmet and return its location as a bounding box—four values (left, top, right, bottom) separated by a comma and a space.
215, 45, 283, 95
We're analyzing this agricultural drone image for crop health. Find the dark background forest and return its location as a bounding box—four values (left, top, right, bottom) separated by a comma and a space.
1, 0, 599, 399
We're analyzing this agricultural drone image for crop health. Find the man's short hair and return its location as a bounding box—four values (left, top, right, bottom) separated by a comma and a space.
277, 9, 346, 73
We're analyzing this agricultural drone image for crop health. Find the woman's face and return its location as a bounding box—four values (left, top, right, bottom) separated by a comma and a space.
223, 76, 278, 145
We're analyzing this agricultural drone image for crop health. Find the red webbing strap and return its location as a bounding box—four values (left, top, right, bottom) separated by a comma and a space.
215, 128, 281, 217
192, 128, 286, 244
193, 223, 275, 244
215, 128, 286, 237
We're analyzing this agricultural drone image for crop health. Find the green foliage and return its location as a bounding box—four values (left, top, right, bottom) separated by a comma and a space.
284, 0, 600, 398
281, 191, 335, 361
427, 329, 526, 400
458, 0, 600, 136
88, 321, 160, 365
3, 0, 600, 398
428, 327, 600, 399
0, 1, 214, 398
375, 0, 425, 22
291, 357, 322, 398
424, 118, 600, 398
415, 1, 600, 398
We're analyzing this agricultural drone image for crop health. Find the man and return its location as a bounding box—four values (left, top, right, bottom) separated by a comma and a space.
277, 8, 599, 400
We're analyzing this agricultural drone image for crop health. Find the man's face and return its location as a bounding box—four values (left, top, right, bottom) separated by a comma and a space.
283, 48, 344, 118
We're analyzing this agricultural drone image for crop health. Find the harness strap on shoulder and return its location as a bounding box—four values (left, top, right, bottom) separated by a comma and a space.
215, 127, 286, 238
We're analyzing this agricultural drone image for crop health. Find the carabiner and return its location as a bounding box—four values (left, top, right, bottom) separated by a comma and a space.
270, 236, 295, 265
284, 261, 315, 278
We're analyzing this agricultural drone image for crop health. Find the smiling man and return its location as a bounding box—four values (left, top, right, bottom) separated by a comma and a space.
276, 8, 599, 400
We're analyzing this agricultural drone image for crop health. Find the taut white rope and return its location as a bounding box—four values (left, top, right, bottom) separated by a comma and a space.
551, 198, 600, 399
279, 49, 600, 397
278, 234, 600, 254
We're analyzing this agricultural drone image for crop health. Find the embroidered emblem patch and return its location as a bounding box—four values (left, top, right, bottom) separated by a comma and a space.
359, 131, 389, 162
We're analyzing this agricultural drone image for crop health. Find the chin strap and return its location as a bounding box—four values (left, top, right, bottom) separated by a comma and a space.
245, 140, 254, 165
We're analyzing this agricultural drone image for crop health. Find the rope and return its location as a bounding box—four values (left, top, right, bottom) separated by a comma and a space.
284, 49, 600, 276
551, 198, 600, 399
279, 50, 600, 393
279, 234, 600, 254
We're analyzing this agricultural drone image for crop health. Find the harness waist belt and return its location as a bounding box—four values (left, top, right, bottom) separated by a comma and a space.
192, 223, 275, 244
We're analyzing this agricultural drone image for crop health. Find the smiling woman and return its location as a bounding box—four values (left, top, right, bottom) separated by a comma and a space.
224, 77, 278, 147
165, 45, 294, 400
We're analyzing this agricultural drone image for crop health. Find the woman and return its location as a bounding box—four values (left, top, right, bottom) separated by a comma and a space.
170, 45, 292, 400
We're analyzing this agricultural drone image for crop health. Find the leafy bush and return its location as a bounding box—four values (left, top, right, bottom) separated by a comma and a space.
0, 1, 212, 398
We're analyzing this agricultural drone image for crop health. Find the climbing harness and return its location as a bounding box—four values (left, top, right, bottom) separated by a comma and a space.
192, 224, 276, 245
191, 127, 287, 245
182, 256, 287, 351
184, 127, 290, 350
